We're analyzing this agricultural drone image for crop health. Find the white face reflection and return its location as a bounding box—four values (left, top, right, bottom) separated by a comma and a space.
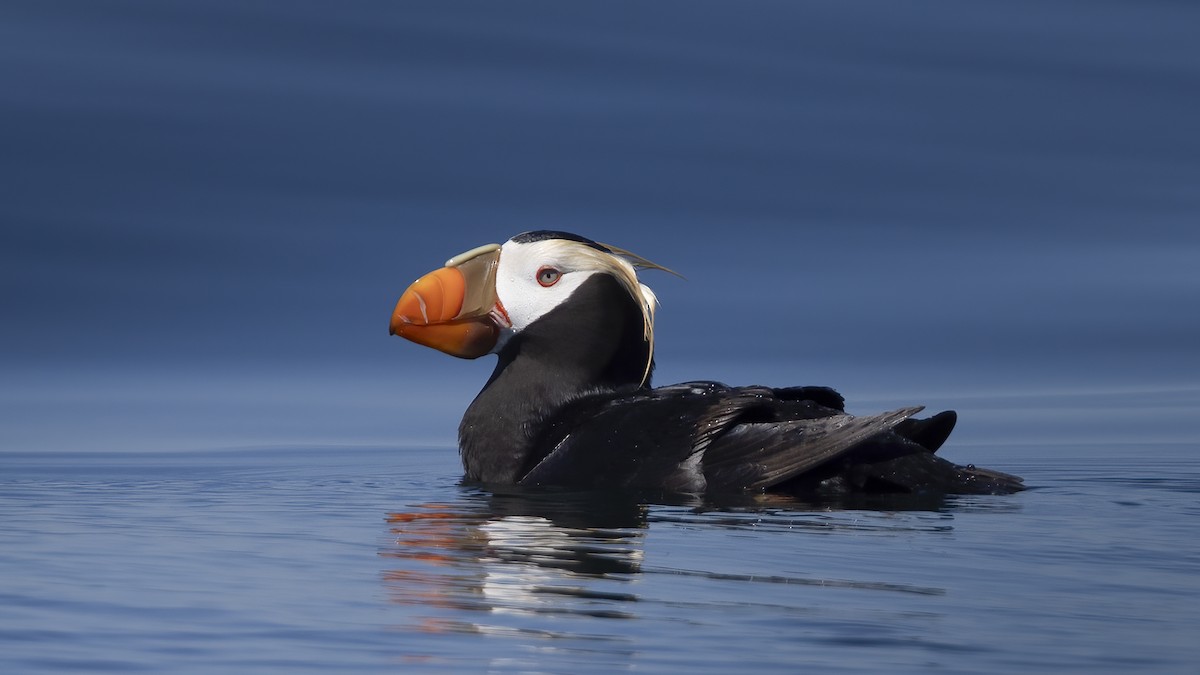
381, 500, 647, 665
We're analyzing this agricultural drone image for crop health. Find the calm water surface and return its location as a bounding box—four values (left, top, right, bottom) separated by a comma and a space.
3, 440, 1198, 673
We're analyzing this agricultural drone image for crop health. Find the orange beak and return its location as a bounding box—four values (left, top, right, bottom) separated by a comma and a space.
389, 246, 504, 359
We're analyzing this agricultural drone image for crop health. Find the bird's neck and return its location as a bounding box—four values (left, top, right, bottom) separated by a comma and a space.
458, 275, 652, 483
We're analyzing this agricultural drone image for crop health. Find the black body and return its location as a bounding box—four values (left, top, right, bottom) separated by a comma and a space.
458, 273, 1023, 496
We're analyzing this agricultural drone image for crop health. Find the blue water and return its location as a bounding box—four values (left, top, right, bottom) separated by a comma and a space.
3, 1, 1200, 672
2, 445, 1198, 673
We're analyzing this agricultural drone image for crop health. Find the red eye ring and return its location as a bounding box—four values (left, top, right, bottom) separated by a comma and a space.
536, 266, 562, 287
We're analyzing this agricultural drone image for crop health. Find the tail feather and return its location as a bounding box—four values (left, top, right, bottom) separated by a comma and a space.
894, 410, 957, 453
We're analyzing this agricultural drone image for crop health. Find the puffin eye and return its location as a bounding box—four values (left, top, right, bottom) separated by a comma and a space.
536, 266, 561, 287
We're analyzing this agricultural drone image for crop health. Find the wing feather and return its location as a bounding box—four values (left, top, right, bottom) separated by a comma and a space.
702, 406, 924, 490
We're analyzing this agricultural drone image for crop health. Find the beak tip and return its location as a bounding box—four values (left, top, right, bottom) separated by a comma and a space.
389, 303, 404, 336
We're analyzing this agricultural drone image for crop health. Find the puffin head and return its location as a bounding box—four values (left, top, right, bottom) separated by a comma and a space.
390, 231, 669, 385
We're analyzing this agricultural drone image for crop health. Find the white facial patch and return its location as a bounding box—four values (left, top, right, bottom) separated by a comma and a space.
493, 239, 605, 335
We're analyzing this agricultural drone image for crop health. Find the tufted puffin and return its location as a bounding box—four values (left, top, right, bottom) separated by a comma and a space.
389, 231, 1023, 497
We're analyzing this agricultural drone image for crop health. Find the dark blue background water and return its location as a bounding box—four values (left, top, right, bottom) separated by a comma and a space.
3, 1, 1199, 672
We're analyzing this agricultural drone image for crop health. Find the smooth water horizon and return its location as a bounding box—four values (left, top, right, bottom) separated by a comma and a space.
3, 442, 1198, 673
3, 1, 1200, 672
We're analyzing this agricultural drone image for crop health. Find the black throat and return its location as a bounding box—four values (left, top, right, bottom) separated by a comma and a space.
458, 274, 653, 483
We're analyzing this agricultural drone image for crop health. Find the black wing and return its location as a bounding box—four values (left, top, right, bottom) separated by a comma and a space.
700, 407, 924, 491
519, 382, 738, 492
519, 382, 918, 493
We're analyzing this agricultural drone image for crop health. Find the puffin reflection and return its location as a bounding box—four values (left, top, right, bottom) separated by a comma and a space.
380, 486, 651, 640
